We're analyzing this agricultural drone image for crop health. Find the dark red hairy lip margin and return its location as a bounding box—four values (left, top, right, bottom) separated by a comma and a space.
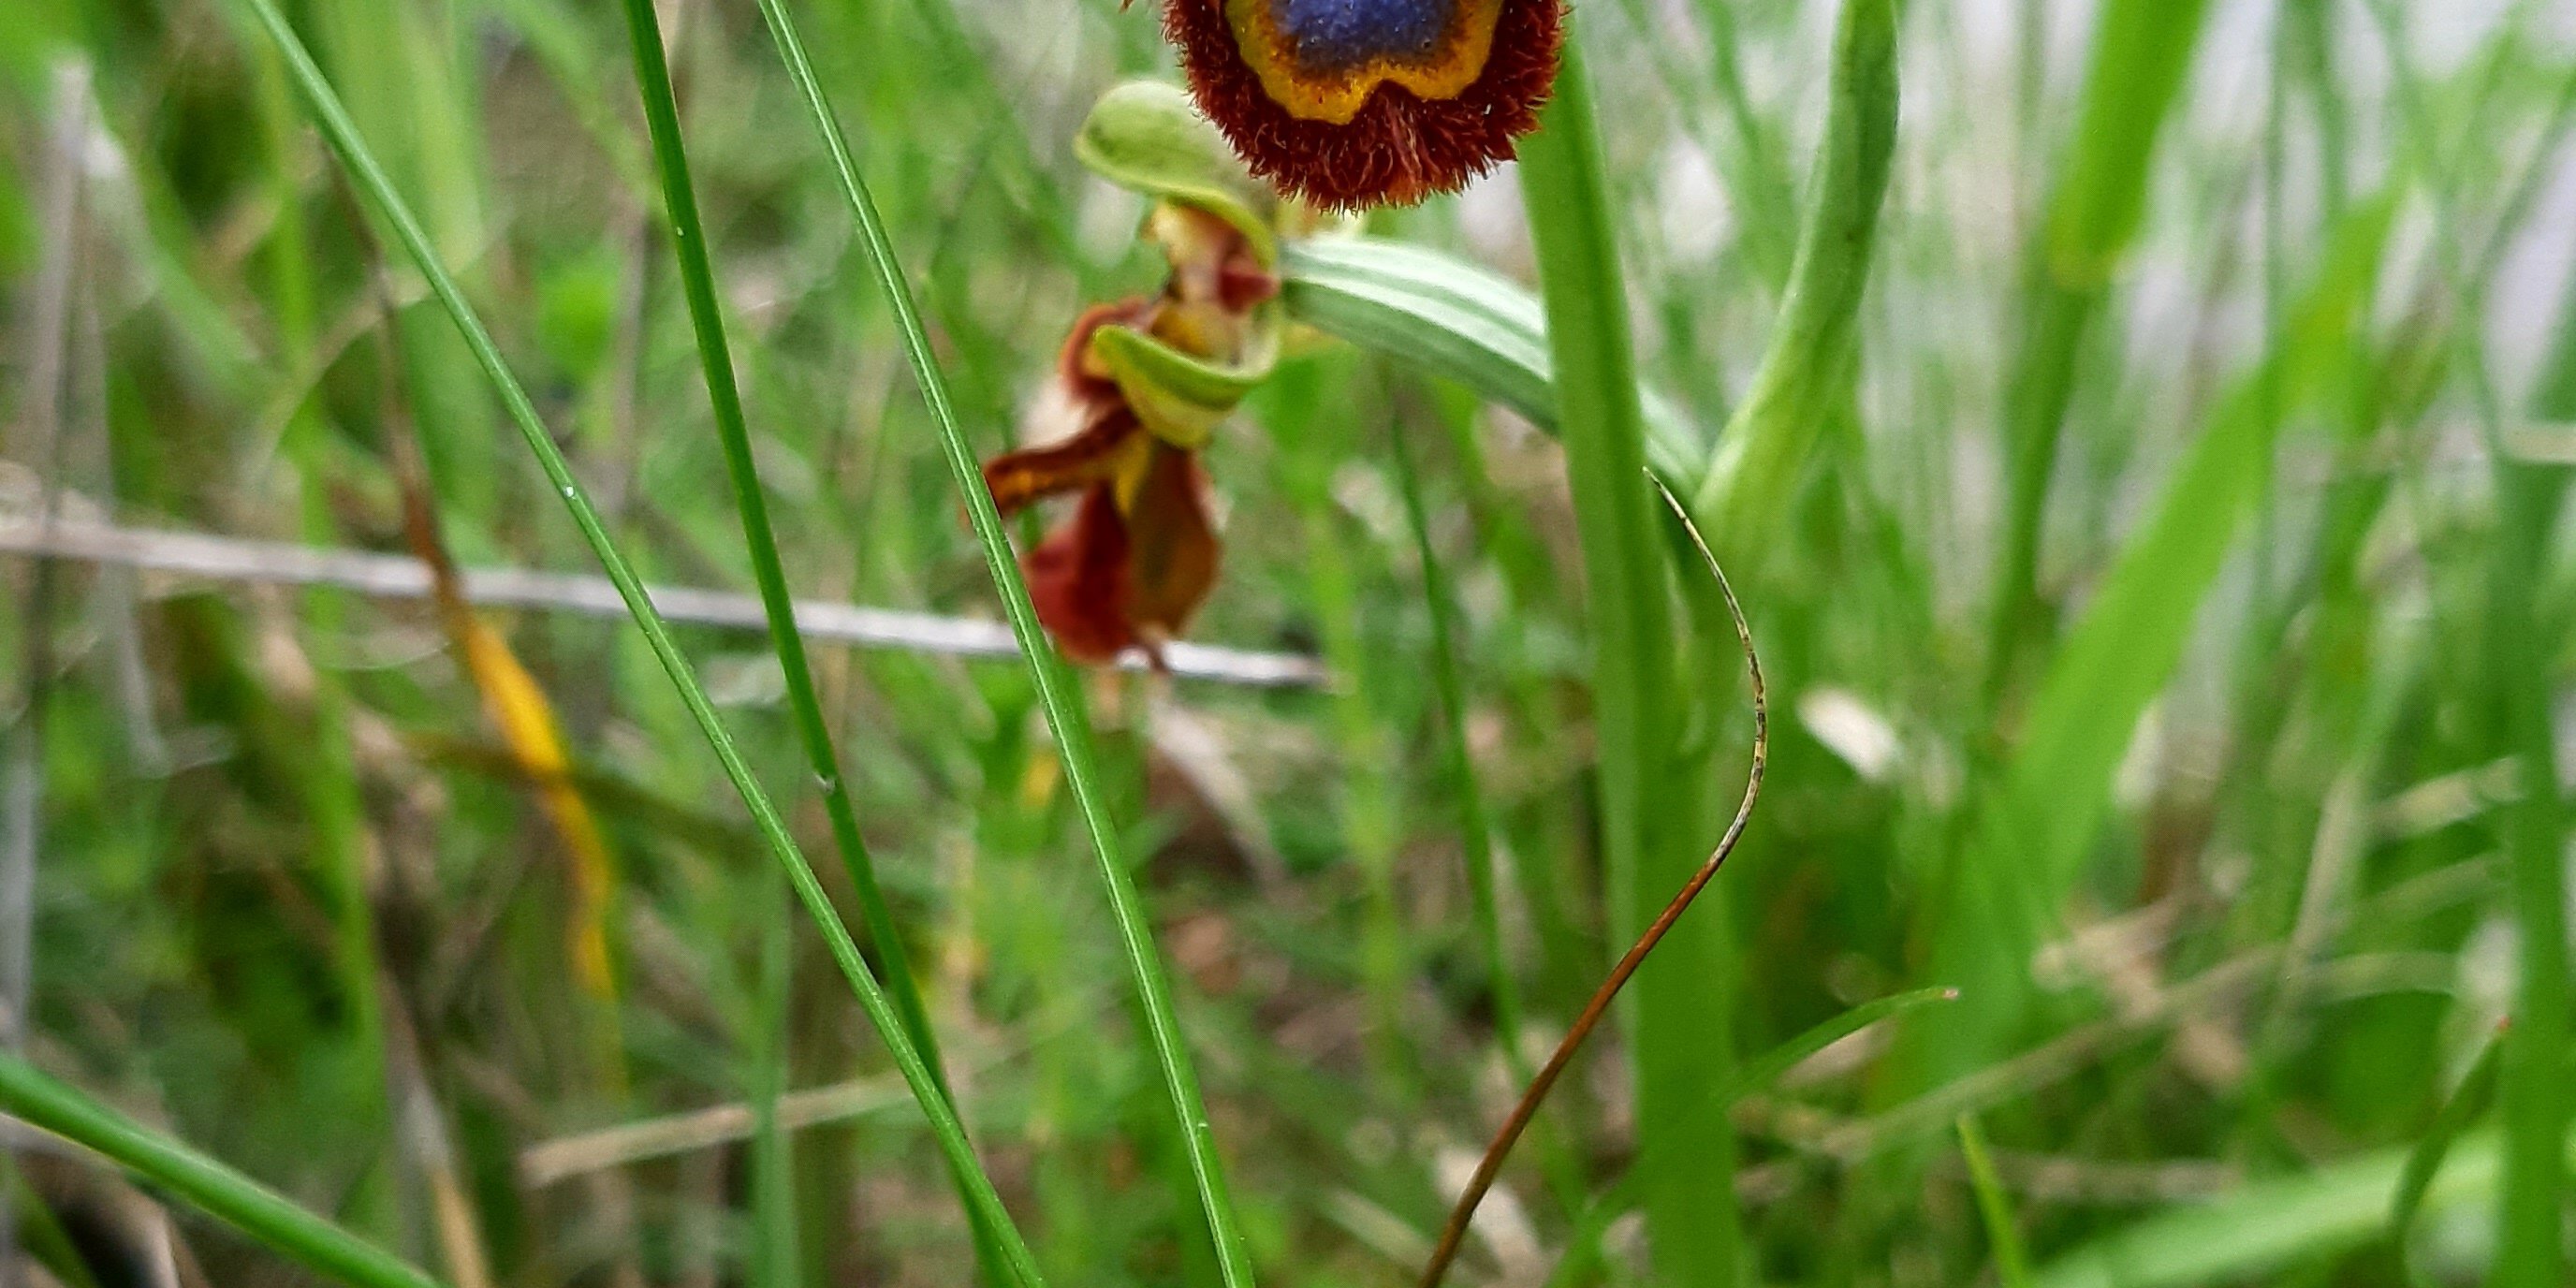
1164, 0, 1564, 209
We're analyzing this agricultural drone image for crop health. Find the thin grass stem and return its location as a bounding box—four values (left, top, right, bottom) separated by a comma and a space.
0, 1058, 445, 1288
606, 3, 1010, 1275
745, 4, 1255, 1282
1959, 1114, 2035, 1288
1386, 425, 1523, 1076
749, 871, 802, 1288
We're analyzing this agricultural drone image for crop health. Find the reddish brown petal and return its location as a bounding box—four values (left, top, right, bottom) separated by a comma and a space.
1121, 442, 1221, 642
1059, 299, 1164, 403
983, 404, 1147, 516
1026, 482, 1139, 665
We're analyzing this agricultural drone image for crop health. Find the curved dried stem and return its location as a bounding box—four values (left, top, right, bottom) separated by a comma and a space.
1419, 477, 1767, 1288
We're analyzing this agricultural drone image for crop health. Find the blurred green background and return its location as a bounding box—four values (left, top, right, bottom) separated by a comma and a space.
1, 0, 2574, 1285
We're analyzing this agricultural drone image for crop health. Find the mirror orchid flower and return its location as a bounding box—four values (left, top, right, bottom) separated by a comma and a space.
982, 88, 1286, 666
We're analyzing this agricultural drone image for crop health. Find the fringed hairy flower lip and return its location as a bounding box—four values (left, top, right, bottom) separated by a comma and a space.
1164, 0, 1561, 208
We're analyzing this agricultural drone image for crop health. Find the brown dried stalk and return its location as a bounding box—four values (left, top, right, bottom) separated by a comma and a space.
1419, 480, 1767, 1288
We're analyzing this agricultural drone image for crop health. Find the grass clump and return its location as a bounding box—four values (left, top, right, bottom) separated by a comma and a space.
0, 1, 2569, 1286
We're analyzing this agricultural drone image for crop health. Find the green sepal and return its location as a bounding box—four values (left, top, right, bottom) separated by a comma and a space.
1089, 306, 1281, 450
1075, 80, 1277, 266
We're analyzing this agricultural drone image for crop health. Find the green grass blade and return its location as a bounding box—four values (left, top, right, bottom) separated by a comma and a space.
749, 879, 802, 1288
1543, 988, 1957, 1287
1983, 278, 2099, 695
0, 1058, 444, 1288
1294, 475, 1412, 1091
252, 29, 399, 1237
2043, 0, 2215, 285
2032, 1126, 2576, 1288
1731, 987, 1958, 1104
2485, 452, 2569, 1288
605, 4, 1007, 1277
1687, 0, 1796, 288
1632, 986, 1954, 1199
1988, 0, 2214, 694
743, 5, 1253, 1283
2392, 1025, 2505, 1252
1387, 423, 1522, 1075
1688, 0, 1898, 564
1956, 1114, 2034, 1288
229, 4, 1046, 1281
2476, 150, 2572, 1288
1517, 33, 1721, 1283
2358, 13, 2575, 1272
2538, 254, 2576, 423
2496, 233, 2576, 1288
1920, 192, 2398, 1076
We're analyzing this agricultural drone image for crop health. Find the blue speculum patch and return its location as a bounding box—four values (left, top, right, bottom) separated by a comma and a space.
1273, 0, 1456, 70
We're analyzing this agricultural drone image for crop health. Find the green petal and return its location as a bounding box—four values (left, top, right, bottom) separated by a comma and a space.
1076, 80, 1276, 265
1090, 308, 1281, 450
